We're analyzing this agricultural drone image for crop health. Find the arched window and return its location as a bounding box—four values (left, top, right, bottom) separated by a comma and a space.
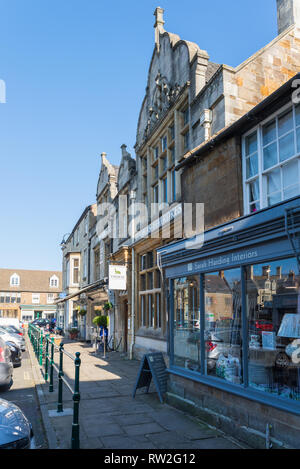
10, 273, 20, 287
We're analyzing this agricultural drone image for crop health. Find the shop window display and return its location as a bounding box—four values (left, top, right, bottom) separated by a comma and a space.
204, 269, 243, 384
246, 258, 300, 401
173, 276, 200, 372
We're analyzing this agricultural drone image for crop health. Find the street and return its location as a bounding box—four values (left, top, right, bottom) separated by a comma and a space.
0, 347, 48, 449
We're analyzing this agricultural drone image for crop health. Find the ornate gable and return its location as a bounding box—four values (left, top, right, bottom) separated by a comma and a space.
97, 152, 118, 200
118, 145, 136, 193
135, 8, 210, 149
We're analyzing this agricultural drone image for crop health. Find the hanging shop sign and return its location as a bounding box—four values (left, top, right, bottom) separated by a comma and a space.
109, 265, 127, 291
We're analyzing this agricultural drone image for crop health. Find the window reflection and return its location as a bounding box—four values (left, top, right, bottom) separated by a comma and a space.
246, 258, 300, 400
173, 277, 201, 372
204, 269, 242, 384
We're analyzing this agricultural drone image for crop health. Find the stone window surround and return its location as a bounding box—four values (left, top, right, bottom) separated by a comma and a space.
138, 248, 162, 331
140, 99, 188, 215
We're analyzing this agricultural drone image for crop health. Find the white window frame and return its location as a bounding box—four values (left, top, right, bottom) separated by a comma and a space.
242, 101, 300, 215
47, 293, 55, 304
50, 275, 59, 288
10, 273, 20, 287
72, 257, 80, 285
32, 293, 40, 304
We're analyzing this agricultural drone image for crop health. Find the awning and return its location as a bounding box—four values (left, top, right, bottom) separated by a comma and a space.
55, 279, 108, 305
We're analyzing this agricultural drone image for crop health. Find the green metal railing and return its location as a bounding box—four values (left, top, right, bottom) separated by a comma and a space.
28, 324, 81, 449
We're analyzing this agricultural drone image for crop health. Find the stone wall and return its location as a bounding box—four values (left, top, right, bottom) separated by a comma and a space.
181, 135, 243, 234
225, 25, 300, 126
168, 373, 300, 449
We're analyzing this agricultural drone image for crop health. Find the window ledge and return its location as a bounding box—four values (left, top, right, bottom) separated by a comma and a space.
167, 366, 300, 416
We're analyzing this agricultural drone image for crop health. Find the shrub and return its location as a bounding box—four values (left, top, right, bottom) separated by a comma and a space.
93, 315, 108, 328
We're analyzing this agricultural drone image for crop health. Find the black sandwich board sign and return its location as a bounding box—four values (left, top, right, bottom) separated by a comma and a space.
132, 352, 168, 404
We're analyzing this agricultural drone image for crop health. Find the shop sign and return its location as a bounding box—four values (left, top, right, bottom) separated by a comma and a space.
109, 265, 127, 290
188, 248, 260, 273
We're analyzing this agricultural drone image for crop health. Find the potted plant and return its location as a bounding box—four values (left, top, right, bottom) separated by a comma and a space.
68, 328, 80, 340
103, 302, 113, 312
78, 308, 87, 317
92, 315, 108, 357
92, 315, 108, 328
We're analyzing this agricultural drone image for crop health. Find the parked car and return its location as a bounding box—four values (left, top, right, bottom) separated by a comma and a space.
1, 325, 24, 337
30, 319, 50, 328
0, 327, 25, 352
0, 337, 13, 391
0, 398, 34, 449
0, 318, 22, 330
6, 342, 22, 368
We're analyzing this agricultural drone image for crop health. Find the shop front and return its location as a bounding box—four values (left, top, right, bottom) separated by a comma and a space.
158, 195, 300, 448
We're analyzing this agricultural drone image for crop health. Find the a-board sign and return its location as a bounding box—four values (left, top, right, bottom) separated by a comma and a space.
132, 352, 168, 404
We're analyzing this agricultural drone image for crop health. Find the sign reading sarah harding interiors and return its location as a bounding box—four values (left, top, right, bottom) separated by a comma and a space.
187, 249, 260, 273
109, 265, 127, 291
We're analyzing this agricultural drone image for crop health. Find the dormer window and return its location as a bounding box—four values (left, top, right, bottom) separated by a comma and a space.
50, 275, 59, 288
10, 273, 20, 287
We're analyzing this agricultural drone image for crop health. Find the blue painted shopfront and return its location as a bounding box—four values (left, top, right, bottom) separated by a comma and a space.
158, 196, 300, 415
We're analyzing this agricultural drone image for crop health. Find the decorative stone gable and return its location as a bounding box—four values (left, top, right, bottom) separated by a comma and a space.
118, 145, 136, 193
97, 152, 118, 201
136, 8, 209, 148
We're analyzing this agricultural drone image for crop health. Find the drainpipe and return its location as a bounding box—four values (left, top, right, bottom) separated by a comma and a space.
130, 190, 136, 360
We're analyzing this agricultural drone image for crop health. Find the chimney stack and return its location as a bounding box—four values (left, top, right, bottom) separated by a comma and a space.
277, 0, 300, 35
154, 7, 165, 52
262, 266, 271, 278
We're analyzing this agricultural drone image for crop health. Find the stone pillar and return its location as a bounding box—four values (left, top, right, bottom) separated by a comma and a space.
154, 7, 165, 51
277, 0, 300, 35
191, 50, 210, 98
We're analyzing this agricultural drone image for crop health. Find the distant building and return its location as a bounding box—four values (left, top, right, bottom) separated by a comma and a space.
0, 269, 62, 322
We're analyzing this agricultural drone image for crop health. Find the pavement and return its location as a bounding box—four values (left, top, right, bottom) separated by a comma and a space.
26, 334, 246, 450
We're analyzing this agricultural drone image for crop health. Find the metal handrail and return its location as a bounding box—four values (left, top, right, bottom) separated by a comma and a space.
28, 324, 81, 449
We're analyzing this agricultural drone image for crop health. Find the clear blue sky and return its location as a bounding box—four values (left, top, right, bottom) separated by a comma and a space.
0, 0, 277, 271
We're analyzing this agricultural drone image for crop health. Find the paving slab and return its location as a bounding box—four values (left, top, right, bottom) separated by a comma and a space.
124, 422, 166, 436
100, 435, 156, 449
112, 413, 155, 426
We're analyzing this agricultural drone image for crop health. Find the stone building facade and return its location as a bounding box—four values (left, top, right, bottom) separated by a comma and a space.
158, 54, 300, 451
59, 204, 97, 338
0, 269, 62, 322
128, 0, 300, 359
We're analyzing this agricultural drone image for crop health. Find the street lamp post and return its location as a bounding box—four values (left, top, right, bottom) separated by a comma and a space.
130, 190, 136, 360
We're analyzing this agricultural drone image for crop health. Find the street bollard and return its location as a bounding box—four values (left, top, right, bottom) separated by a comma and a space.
71, 352, 81, 449
57, 343, 64, 413
49, 338, 54, 393
45, 334, 50, 382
